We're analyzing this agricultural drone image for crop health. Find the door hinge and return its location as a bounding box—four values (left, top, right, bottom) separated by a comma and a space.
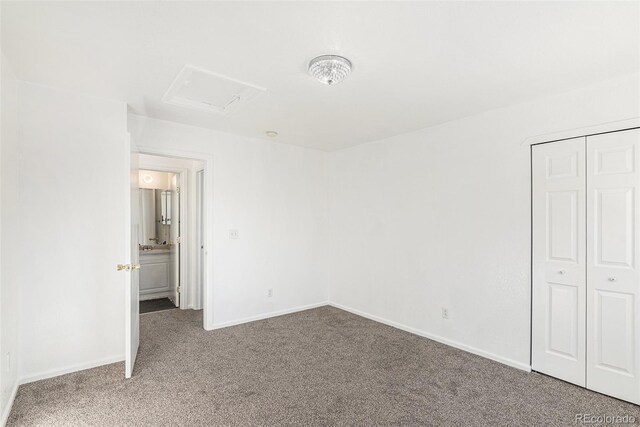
176, 187, 181, 194
177, 286, 181, 293
177, 236, 182, 244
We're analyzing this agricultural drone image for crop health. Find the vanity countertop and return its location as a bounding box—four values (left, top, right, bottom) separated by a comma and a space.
139, 246, 176, 255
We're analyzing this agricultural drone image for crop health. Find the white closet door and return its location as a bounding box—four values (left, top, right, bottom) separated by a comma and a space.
587, 129, 640, 404
532, 137, 586, 386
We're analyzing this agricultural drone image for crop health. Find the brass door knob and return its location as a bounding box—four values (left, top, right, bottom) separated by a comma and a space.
117, 263, 141, 271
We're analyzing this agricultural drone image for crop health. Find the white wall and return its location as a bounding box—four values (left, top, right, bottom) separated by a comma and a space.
0, 50, 20, 425
12, 82, 129, 382
129, 115, 329, 328
328, 72, 640, 369
2, 63, 636, 411
1, 78, 328, 387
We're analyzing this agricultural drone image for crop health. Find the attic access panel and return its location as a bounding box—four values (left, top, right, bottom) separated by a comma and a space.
163, 65, 266, 116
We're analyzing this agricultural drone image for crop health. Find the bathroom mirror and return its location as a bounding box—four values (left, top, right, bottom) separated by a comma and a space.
140, 188, 176, 246
138, 169, 179, 250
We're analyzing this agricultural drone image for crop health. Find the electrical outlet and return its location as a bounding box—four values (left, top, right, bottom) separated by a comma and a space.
441, 308, 449, 319
267, 288, 273, 298
229, 229, 239, 239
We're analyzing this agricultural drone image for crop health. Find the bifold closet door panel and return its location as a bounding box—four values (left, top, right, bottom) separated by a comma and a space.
586, 128, 640, 404
532, 137, 586, 386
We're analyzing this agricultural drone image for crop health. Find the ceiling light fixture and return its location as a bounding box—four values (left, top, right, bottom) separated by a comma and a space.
265, 130, 279, 138
308, 55, 352, 85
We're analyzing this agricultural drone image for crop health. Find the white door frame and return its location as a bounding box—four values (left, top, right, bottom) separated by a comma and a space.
136, 145, 214, 330
138, 163, 189, 309
527, 117, 640, 369
196, 169, 205, 311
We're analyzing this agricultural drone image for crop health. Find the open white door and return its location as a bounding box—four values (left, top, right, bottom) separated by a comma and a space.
125, 136, 140, 378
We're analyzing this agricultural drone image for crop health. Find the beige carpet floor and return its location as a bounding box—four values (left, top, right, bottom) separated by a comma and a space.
7, 306, 640, 426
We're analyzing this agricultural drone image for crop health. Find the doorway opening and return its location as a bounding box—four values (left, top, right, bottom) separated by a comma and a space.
136, 154, 205, 315
126, 146, 210, 378
139, 169, 181, 312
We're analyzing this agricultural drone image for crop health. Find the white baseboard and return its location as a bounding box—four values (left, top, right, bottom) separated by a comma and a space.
12, 299, 529, 416
19, 355, 125, 385
139, 291, 172, 301
0, 383, 18, 427
329, 302, 531, 372
210, 301, 329, 330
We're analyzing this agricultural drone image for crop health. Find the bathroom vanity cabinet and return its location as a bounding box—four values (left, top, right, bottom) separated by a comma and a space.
139, 248, 177, 302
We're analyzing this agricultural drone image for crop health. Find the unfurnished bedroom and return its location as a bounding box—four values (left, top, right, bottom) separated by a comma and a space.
0, 1, 639, 426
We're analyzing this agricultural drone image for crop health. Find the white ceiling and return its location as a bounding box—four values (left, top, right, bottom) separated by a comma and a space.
3, 1, 639, 151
